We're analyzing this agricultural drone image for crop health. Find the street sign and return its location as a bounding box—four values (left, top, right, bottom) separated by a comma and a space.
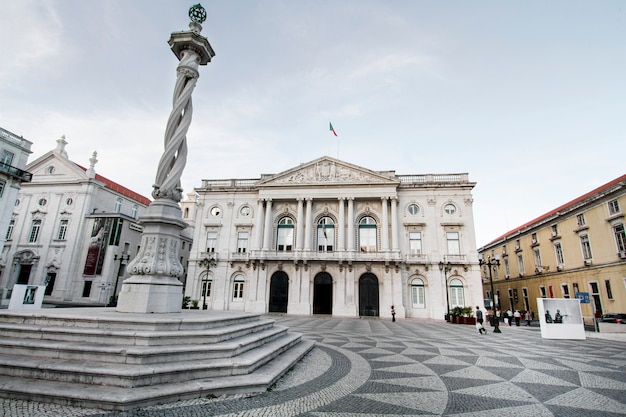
575, 292, 590, 304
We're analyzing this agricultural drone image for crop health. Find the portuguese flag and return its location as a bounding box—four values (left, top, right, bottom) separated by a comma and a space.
329, 122, 338, 136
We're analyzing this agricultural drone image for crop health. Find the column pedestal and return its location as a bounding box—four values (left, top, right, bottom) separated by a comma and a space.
117, 199, 186, 313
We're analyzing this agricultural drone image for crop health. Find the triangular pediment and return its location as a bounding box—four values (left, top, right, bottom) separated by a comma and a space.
258, 156, 399, 187
26, 151, 92, 185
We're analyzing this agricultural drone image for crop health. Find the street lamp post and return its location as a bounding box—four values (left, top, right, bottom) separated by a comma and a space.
439, 260, 452, 321
479, 255, 501, 333
111, 252, 131, 306
198, 255, 216, 310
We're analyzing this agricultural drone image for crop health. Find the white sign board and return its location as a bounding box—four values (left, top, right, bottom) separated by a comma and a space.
537, 298, 586, 340
8, 284, 46, 310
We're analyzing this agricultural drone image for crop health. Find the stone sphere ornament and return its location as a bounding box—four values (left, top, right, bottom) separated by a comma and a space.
189, 3, 207, 23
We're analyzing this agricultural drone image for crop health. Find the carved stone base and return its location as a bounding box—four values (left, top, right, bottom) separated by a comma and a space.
116, 276, 182, 313
116, 198, 187, 314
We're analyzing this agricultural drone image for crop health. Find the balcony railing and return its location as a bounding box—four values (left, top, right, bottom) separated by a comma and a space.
0, 162, 32, 182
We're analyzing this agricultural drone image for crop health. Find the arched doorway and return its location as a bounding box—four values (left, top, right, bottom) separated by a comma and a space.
359, 273, 379, 317
269, 271, 289, 313
313, 272, 333, 315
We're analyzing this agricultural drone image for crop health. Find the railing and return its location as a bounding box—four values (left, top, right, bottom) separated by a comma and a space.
397, 173, 468, 184
0, 162, 32, 182
200, 178, 258, 189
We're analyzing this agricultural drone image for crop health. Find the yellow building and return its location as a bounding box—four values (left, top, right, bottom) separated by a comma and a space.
478, 174, 626, 325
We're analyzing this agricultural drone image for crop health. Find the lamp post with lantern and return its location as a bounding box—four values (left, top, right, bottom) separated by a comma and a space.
479, 255, 501, 333
439, 260, 452, 321
198, 255, 216, 310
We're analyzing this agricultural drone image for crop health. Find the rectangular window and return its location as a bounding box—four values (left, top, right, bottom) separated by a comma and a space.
82, 281, 93, 298
0, 150, 14, 165
503, 258, 510, 277
549, 285, 555, 298
0, 180, 5, 198
237, 231, 249, 253
317, 225, 334, 252
359, 228, 376, 253
522, 287, 529, 311
206, 231, 217, 253
539, 286, 547, 298
531, 233, 537, 243
233, 281, 244, 300
114, 197, 122, 213
28, 219, 42, 243
573, 282, 579, 294
446, 232, 460, 255
517, 254, 524, 275
605, 280, 613, 299
534, 248, 542, 270
202, 280, 212, 299
5, 219, 14, 240
551, 224, 559, 236
131, 204, 138, 219
608, 199, 620, 215
411, 286, 425, 309
576, 213, 586, 227
57, 219, 69, 240
277, 227, 294, 252
554, 242, 564, 265
561, 284, 570, 298
409, 232, 422, 255
580, 234, 592, 259
614, 224, 626, 253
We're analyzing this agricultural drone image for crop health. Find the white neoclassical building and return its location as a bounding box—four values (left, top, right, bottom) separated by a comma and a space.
186, 156, 483, 320
0, 137, 168, 306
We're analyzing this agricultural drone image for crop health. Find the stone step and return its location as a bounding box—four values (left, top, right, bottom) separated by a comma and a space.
0, 317, 276, 346
0, 338, 316, 411
0, 324, 289, 364
0, 309, 262, 331
0, 331, 303, 387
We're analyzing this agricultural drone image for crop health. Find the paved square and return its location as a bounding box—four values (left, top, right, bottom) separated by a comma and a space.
3, 316, 625, 416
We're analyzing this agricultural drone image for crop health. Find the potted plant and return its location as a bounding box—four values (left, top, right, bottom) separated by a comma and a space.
190, 299, 199, 309
451, 306, 463, 324
461, 307, 476, 325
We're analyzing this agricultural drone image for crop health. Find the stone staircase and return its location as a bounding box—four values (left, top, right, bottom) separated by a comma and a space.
0, 308, 314, 411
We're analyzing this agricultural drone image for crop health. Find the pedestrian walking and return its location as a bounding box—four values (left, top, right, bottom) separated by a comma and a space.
506, 309, 513, 326
514, 310, 521, 326
391, 305, 396, 322
525, 310, 532, 326
475, 306, 486, 334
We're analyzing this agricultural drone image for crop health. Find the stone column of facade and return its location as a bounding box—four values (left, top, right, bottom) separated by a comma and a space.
117, 5, 214, 313
304, 198, 313, 251
347, 198, 354, 252
296, 198, 304, 251
390, 197, 399, 252
262, 199, 273, 251
253, 199, 265, 250
381, 197, 389, 252
337, 198, 345, 251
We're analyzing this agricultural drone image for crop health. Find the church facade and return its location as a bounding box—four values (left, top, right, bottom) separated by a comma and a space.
185, 156, 483, 320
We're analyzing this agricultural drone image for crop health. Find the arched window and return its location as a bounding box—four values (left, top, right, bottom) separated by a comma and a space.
359, 216, 377, 253
411, 278, 426, 309
232, 275, 244, 301
449, 278, 465, 308
276, 217, 294, 252
317, 217, 334, 252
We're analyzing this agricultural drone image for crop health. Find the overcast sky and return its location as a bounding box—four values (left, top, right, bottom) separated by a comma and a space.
1, 0, 624, 247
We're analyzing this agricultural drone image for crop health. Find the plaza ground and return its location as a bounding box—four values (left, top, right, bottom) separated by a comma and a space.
2, 315, 625, 417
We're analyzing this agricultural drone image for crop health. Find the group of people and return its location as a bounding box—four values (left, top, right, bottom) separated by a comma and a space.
473, 307, 535, 334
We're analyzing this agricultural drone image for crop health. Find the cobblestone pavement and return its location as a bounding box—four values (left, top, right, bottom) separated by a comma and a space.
2, 316, 626, 417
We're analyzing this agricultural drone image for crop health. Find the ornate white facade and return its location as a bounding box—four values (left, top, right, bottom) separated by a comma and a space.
0, 138, 175, 306
186, 156, 483, 320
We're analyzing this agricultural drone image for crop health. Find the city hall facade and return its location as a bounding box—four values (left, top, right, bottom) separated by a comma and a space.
185, 156, 483, 320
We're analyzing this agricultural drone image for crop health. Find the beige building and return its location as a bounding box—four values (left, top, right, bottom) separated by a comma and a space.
185, 156, 483, 320
478, 174, 626, 324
